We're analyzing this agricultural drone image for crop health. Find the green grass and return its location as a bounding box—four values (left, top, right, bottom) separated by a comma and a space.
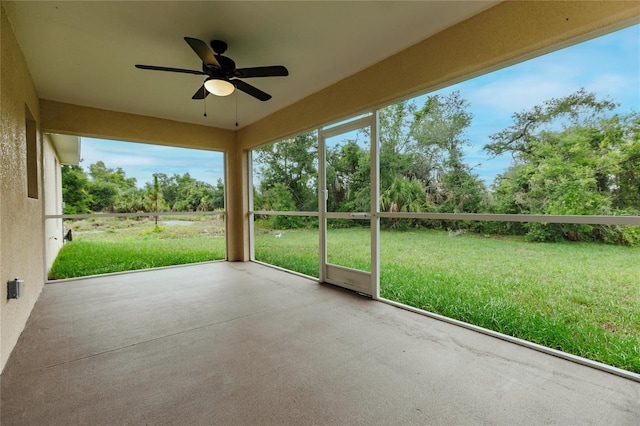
254, 227, 320, 277
48, 217, 225, 279
255, 227, 640, 374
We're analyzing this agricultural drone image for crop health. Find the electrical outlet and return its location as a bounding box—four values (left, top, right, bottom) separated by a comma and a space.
7, 278, 24, 299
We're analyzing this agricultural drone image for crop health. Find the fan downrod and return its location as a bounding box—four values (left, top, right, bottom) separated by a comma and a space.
211, 40, 228, 55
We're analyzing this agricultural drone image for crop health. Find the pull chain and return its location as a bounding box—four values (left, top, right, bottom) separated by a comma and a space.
235, 91, 239, 127
203, 97, 207, 117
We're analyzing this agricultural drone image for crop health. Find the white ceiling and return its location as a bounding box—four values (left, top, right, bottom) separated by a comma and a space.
4, 1, 498, 130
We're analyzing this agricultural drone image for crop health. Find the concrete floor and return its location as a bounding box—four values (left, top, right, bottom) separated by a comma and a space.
1, 262, 638, 425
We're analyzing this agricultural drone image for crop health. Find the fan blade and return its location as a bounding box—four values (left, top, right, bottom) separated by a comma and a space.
184, 37, 221, 68
235, 66, 289, 78
192, 85, 209, 100
135, 64, 205, 75
233, 79, 272, 101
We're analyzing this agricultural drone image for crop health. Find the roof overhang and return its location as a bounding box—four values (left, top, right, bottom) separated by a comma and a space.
46, 133, 81, 165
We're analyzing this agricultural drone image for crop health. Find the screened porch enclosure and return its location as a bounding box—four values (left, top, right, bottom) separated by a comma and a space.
3, 3, 640, 424
247, 24, 640, 379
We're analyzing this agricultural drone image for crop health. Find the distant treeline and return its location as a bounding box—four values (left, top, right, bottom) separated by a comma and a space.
62, 163, 224, 214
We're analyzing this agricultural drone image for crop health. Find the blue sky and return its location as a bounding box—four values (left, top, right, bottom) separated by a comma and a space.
81, 24, 639, 188
428, 23, 639, 185
80, 140, 225, 188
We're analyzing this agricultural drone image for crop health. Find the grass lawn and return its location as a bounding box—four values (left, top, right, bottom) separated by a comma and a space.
254, 225, 320, 277
255, 227, 640, 374
48, 217, 226, 279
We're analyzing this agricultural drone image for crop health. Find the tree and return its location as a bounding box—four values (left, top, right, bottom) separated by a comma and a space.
254, 132, 318, 212
380, 176, 426, 213
263, 183, 303, 229
88, 161, 137, 190
145, 172, 220, 212
85, 161, 138, 212
487, 89, 639, 244
115, 187, 147, 213
62, 159, 225, 216
88, 180, 119, 212
147, 174, 166, 226
485, 88, 617, 159
411, 91, 472, 172
437, 168, 488, 214
377, 91, 487, 216
325, 138, 370, 212
210, 178, 225, 210
61, 165, 92, 214
610, 114, 640, 210
377, 101, 417, 193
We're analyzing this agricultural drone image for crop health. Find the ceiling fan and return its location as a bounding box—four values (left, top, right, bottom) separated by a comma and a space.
135, 37, 288, 101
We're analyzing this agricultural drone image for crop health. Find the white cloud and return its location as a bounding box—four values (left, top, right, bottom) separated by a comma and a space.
466, 73, 582, 115
455, 25, 638, 117
587, 73, 639, 107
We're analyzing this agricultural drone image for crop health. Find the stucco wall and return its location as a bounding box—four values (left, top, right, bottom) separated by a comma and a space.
40, 100, 235, 152
43, 136, 63, 272
0, 5, 46, 371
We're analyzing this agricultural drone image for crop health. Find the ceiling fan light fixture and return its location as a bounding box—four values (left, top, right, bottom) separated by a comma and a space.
204, 78, 235, 96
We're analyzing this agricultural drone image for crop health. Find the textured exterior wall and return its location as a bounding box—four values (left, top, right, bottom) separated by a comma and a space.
0, 5, 46, 371
43, 136, 63, 272
40, 100, 235, 152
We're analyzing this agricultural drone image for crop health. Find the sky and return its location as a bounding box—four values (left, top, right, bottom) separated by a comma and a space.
427, 23, 640, 185
80, 140, 224, 188
80, 24, 639, 188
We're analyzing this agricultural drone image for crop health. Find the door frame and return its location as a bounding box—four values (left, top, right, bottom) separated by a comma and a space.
318, 114, 379, 297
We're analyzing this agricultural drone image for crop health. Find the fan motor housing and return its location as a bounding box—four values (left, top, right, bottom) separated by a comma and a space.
211, 40, 228, 54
